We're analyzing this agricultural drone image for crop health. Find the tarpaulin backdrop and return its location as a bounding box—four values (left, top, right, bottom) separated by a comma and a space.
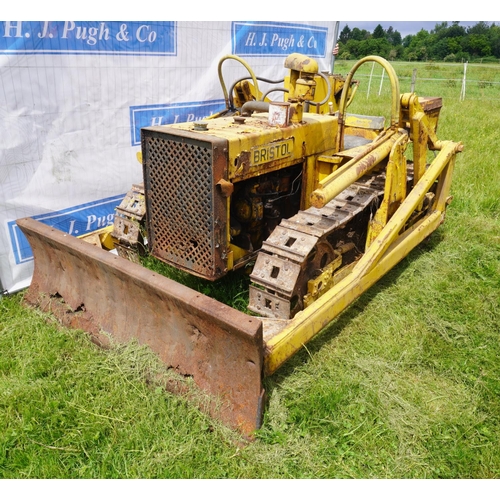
0, 20, 339, 293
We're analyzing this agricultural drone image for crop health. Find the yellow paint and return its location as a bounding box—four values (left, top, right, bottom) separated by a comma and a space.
78, 225, 115, 250
264, 139, 462, 375
132, 55, 463, 379
264, 211, 444, 375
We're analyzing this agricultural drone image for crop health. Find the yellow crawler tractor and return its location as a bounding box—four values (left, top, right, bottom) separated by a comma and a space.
17, 53, 463, 437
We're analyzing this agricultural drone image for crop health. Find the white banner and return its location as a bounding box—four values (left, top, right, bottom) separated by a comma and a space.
0, 20, 338, 293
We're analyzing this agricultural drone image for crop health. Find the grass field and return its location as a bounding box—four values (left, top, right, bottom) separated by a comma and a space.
1, 60, 499, 479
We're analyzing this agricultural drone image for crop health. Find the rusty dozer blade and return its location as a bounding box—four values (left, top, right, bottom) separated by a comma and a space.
17, 217, 264, 437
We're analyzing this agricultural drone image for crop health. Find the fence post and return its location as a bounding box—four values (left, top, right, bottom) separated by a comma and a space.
411, 69, 417, 93
367, 62, 375, 98
460, 61, 468, 101
378, 68, 385, 95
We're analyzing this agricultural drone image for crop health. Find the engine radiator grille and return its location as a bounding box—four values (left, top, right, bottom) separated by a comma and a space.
142, 128, 228, 280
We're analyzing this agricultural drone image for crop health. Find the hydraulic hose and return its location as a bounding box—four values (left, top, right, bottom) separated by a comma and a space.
218, 55, 261, 111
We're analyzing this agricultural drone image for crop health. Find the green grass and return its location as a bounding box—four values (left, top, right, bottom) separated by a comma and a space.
334, 59, 500, 103
1, 61, 499, 478
140, 254, 251, 312
0, 296, 244, 478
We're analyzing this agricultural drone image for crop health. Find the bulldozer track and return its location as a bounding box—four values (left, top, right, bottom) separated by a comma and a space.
248, 170, 390, 319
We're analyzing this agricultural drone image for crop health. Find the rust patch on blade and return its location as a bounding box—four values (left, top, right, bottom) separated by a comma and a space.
17, 217, 264, 437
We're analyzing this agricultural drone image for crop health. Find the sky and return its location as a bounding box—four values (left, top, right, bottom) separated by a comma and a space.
335, 1, 495, 38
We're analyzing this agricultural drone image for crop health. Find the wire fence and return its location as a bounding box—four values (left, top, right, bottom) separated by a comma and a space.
337, 60, 500, 103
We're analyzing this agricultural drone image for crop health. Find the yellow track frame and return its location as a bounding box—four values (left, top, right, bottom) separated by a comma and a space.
264, 56, 463, 375
264, 139, 462, 375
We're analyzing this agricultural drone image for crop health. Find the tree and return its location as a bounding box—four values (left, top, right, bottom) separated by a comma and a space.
489, 24, 500, 58
430, 39, 449, 60
467, 21, 490, 35
445, 37, 461, 55
402, 29, 430, 61
402, 35, 413, 48
447, 22, 466, 38
432, 22, 449, 37
357, 37, 392, 58
373, 24, 386, 39
386, 27, 402, 46
338, 21, 498, 62
465, 34, 492, 57
351, 27, 370, 41
339, 25, 351, 44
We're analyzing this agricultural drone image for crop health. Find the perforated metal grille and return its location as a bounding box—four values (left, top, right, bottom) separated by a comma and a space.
143, 132, 216, 277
